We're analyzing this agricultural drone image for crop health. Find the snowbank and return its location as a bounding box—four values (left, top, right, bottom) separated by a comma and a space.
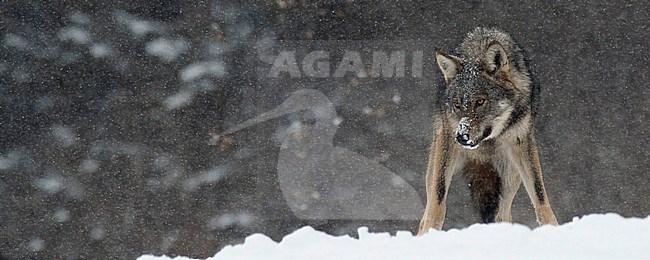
139, 213, 649, 259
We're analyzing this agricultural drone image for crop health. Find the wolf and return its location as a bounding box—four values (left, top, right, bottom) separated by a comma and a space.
418, 27, 558, 234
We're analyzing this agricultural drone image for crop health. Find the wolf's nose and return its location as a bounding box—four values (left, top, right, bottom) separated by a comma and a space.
457, 134, 470, 144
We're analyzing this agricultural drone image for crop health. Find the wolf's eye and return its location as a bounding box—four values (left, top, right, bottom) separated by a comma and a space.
476, 98, 486, 107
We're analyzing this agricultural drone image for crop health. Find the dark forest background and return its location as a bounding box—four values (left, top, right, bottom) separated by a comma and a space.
1, 0, 648, 259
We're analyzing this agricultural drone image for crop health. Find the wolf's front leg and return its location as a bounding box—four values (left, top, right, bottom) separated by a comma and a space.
418, 126, 460, 235
516, 134, 558, 226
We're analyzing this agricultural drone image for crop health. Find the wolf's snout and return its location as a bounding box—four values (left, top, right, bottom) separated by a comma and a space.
456, 133, 479, 149
455, 117, 480, 149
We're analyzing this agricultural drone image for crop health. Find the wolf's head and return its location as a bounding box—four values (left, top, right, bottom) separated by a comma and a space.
436, 28, 532, 149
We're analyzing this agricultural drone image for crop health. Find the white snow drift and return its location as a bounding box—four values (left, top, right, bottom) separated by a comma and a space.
139, 213, 649, 259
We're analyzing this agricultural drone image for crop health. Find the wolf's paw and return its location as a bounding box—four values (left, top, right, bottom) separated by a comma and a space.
535, 206, 558, 226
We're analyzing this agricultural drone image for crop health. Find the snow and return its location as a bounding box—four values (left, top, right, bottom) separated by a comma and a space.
52, 125, 78, 147
113, 10, 164, 37
68, 11, 91, 25
207, 212, 255, 231
27, 238, 45, 252
53, 208, 71, 223
146, 38, 190, 62
179, 61, 227, 82
0, 152, 19, 170
391, 93, 402, 104
58, 26, 91, 45
78, 159, 100, 174
3, 33, 28, 49
33, 176, 64, 193
163, 91, 194, 110
138, 213, 649, 260
90, 226, 106, 241
90, 43, 112, 58
182, 166, 230, 191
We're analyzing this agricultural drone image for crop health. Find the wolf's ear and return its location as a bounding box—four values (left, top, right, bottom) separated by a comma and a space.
436, 51, 462, 84
485, 41, 510, 74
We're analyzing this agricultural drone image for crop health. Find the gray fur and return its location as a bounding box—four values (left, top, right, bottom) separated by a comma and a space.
419, 27, 558, 234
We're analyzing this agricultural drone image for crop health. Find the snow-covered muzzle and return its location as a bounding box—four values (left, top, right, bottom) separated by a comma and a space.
455, 117, 491, 149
